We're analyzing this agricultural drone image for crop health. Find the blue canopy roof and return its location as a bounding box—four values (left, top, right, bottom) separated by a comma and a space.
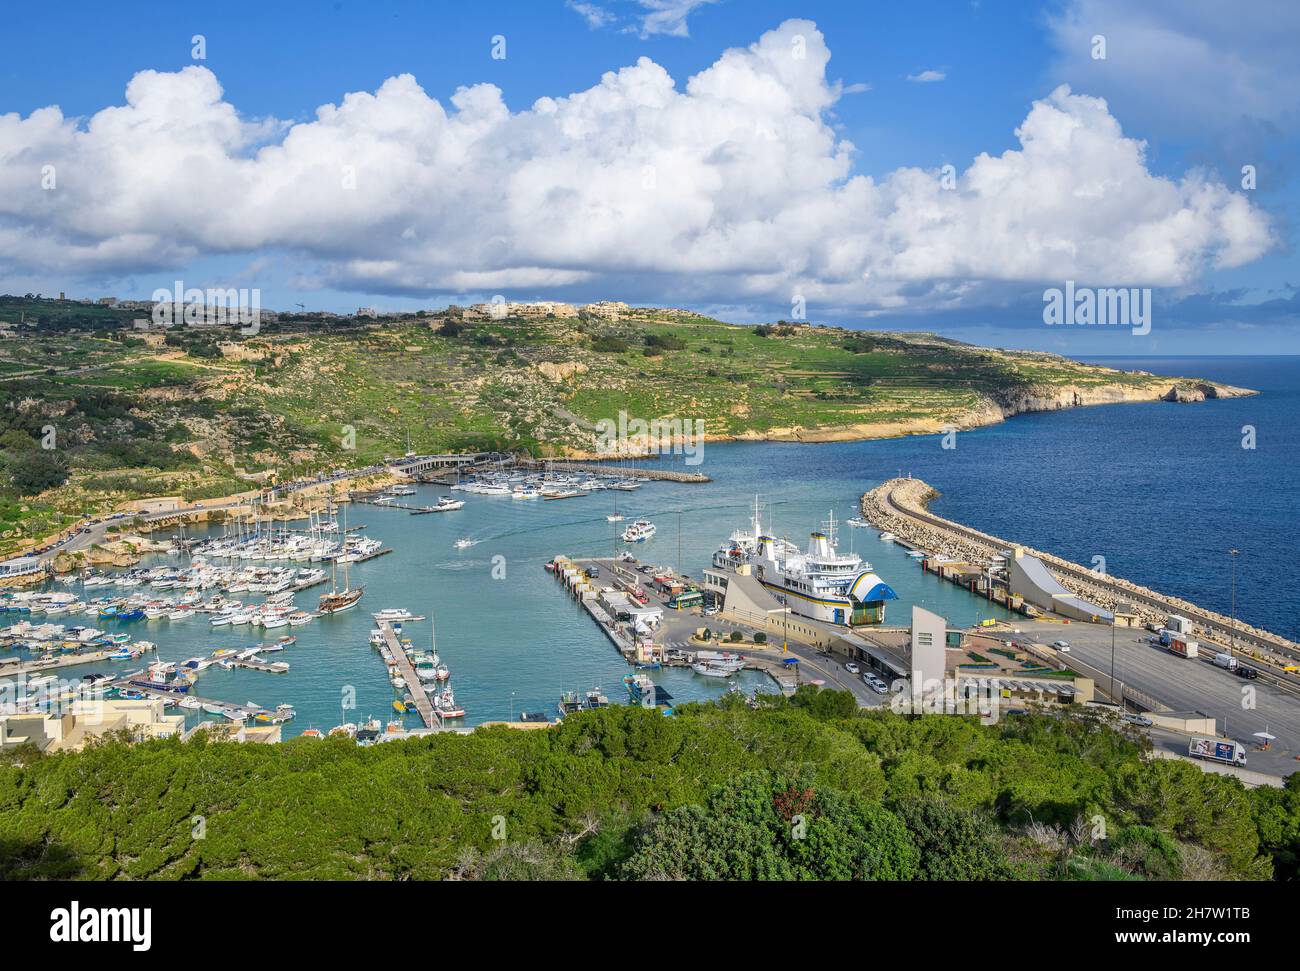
848, 572, 899, 603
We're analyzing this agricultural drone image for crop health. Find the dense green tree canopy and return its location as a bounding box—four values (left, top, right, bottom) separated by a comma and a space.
0, 696, 1289, 881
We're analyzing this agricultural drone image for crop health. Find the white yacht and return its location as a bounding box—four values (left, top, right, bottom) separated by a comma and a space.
621, 519, 656, 543
373, 608, 416, 622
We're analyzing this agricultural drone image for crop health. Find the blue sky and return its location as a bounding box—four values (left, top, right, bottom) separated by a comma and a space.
1, 0, 1296, 352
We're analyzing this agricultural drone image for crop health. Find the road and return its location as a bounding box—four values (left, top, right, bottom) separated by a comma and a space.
1015, 619, 1300, 775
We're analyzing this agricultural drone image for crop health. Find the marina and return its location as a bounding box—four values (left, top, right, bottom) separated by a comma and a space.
7, 393, 1299, 750
0, 452, 1022, 737
374, 619, 437, 728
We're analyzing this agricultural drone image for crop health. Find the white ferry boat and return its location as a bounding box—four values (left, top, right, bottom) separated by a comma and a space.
622, 519, 656, 543
710, 499, 897, 627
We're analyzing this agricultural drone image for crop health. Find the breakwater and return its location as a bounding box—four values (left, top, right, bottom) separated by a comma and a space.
862, 477, 1299, 663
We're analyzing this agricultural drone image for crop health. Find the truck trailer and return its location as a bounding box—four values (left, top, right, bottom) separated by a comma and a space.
1168, 637, 1199, 659
1188, 737, 1247, 766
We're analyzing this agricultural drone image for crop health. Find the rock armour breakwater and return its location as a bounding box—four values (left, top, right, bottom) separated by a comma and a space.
862, 477, 1298, 661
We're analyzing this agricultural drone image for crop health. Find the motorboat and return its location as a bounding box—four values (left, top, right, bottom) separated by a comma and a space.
373, 608, 416, 622
621, 519, 656, 543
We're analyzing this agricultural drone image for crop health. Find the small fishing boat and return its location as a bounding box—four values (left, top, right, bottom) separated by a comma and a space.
690, 662, 736, 678
557, 689, 610, 717
299, 728, 324, 739
434, 687, 465, 718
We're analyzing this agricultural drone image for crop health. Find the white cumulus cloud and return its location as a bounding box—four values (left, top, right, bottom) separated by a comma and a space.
0, 19, 1274, 313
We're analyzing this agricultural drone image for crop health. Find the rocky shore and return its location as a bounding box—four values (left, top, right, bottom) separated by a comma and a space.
558, 376, 1255, 455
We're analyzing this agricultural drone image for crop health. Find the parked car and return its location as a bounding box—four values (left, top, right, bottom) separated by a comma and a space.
1121, 713, 1153, 728
1234, 665, 1259, 680
844, 662, 860, 675
865, 675, 889, 694
1053, 640, 1071, 652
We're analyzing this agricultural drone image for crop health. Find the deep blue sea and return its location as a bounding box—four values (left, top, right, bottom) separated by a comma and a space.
31, 356, 1296, 737
909, 355, 1298, 640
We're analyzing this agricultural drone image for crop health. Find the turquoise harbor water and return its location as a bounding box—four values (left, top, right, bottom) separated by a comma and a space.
21, 355, 1295, 738
41, 464, 1009, 738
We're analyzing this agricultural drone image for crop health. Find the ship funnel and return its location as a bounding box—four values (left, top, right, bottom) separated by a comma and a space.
809, 531, 831, 558
758, 535, 776, 560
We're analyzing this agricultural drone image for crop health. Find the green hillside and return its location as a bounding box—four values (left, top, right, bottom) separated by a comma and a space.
0, 297, 1243, 555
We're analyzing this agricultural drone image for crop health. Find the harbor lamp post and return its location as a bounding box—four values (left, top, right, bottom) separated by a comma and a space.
1228, 549, 1240, 654
1110, 607, 1118, 704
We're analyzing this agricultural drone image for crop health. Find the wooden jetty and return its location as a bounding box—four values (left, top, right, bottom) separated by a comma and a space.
375, 619, 437, 728
114, 682, 291, 723
0, 646, 123, 676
